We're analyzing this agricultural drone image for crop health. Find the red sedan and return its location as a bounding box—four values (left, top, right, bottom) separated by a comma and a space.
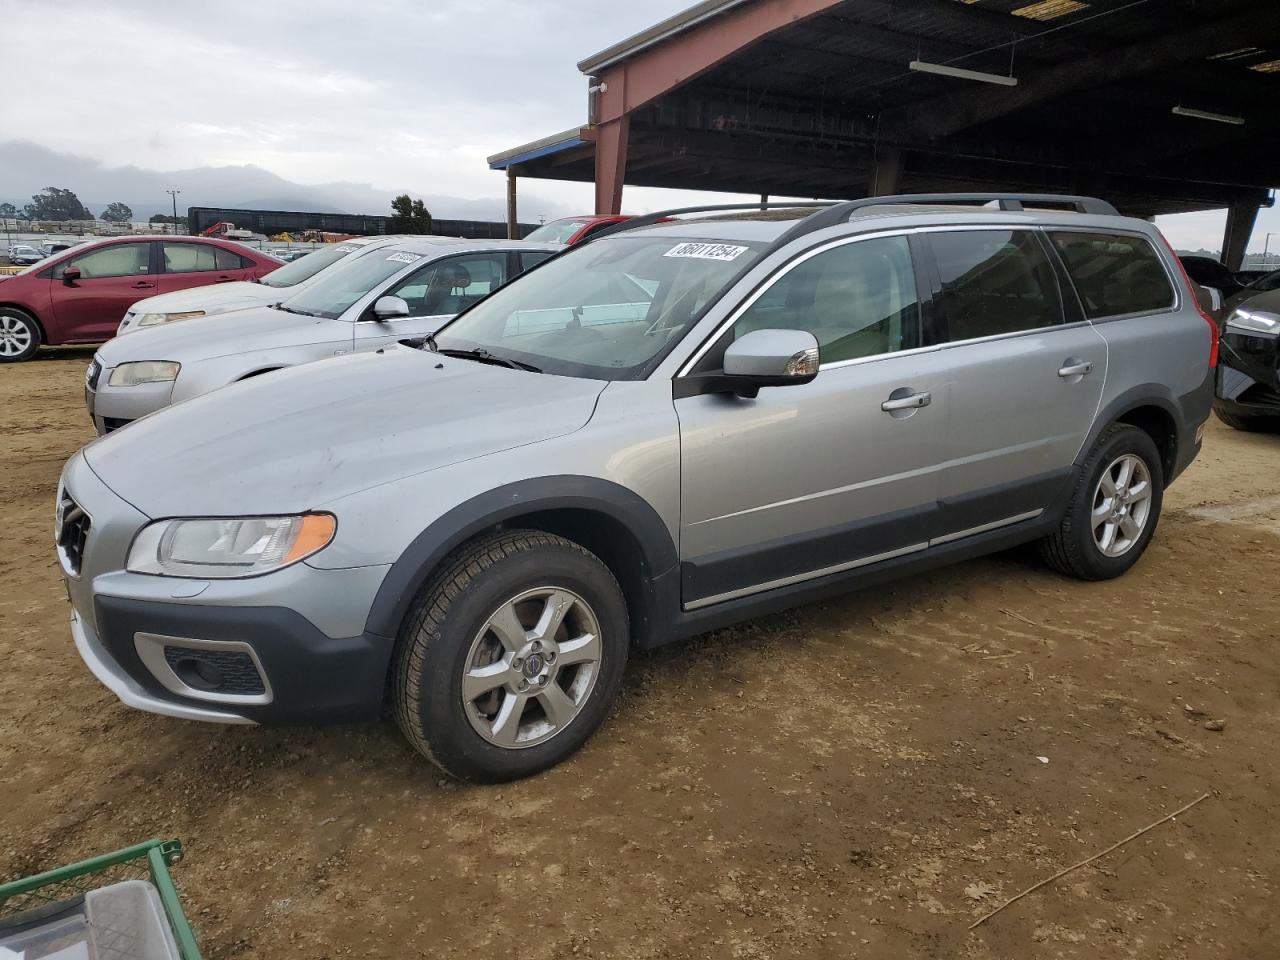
0, 235, 281, 362
524, 215, 636, 246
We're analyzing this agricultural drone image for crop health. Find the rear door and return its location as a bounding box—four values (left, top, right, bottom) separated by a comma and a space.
352, 251, 513, 352
49, 241, 155, 342
921, 227, 1109, 539
154, 241, 250, 297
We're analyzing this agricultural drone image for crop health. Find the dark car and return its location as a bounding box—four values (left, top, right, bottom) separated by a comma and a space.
1224, 268, 1280, 314
0, 235, 282, 362
1181, 255, 1248, 300
1215, 287, 1280, 431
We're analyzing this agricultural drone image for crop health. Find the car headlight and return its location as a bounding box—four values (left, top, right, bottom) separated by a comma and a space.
135, 310, 205, 328
127, 514, 337, 578
108, 360, 180, 386
1226, 308, 1280, 336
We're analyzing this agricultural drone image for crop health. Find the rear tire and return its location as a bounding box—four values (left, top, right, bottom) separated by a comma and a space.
1214, 408, 1278, 432
0, 309, 41, 363
392, 530, 629, 782
1039, 424, 1164, 581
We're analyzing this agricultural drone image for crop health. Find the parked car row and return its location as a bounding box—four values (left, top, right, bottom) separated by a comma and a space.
53, 193, 1218, 782
0, 236, 283, 361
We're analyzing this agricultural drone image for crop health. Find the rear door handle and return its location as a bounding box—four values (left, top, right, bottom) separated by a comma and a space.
881, 391, 932, 412
131, 281, 155, 289
1058, 360, 1094, 378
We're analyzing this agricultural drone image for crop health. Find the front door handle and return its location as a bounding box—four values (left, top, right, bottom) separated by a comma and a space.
1058, 360, 1094, 378
881, 391, 932, 412
131, 281, 155, 289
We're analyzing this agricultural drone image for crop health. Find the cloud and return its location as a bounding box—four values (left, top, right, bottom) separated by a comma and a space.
3, 0, 1276, 242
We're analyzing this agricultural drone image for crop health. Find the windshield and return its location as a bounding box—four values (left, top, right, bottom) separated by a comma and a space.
281, 247, 423, 319
525, 219, 589, 244
435, 235, 764, 380
1248, 270, 1280, 293
261, 243, 365, 288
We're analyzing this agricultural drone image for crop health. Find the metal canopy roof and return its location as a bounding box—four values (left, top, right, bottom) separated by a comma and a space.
493, 0, 1280, 218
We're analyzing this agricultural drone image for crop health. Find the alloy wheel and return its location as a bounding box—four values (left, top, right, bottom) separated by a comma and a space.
1091, 453, 1154, 558
0, 315, 33, 358
461, 587, 603, 749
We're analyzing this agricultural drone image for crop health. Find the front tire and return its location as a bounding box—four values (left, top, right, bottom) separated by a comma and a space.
1214, 408, 1278, 432
1039, 424, 1164, 581
0, 309, 41, 362
392, 530, 629, 782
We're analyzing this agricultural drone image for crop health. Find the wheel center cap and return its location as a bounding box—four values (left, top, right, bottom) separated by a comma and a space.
523, 653, 545, 678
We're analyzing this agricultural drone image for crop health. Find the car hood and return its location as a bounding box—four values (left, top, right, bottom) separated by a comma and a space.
124, 282, 283, 322
97, 305, 336, 367
1226, 287, 1280, 315
82, 347, 607, 517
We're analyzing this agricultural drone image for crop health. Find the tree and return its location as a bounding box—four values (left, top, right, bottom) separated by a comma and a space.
0, 202, 16, 219
101, 202, 133, 223
23, 187, 93, 222
390, 194, 432, 235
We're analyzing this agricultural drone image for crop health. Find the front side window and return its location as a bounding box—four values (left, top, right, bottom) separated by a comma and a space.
730, 235, 919, 364
383, 253, 508, 318
55, 242, 150, 279
281, 248, 424, 320
436, 236, 764, 379
931, 230, 1062, 341
1050, 232, 1175, 319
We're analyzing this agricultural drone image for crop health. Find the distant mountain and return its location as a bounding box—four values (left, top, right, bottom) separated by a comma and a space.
0, 140, 573, 223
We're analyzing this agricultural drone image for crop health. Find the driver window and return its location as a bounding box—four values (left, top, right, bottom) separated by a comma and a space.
732, 235, 919, 363
54, 242, 151, 279
387, 253, 508, 317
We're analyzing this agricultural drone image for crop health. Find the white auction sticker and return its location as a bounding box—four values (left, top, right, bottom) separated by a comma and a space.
386, 252, 423, 264
333, 245, 358, 254
663, 242, 749, 261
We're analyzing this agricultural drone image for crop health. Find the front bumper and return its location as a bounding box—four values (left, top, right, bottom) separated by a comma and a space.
59, 452, 395, 725
1216, 331, 1280, 419
84, 357, 177, 436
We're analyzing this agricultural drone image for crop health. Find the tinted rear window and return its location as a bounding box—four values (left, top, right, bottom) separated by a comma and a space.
1050, 232, 1175, 319
931, 230, 1062, 341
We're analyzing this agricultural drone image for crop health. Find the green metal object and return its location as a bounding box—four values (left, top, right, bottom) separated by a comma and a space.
0, 838, 202, 959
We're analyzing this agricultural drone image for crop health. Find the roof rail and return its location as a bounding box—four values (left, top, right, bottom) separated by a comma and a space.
590, 193, 1118, 246
772, 193, 1118, 247
587, 201, 835, 242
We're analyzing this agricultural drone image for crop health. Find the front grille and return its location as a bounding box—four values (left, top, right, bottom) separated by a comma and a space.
101, 417, 134, 433
162, 646, 266, 696
85, 358, 102, 390
56, 489, 91, 576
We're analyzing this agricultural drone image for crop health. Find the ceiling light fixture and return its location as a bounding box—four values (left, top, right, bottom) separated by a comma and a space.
909, 60, 1019, 86
1172, 105, 1245, 125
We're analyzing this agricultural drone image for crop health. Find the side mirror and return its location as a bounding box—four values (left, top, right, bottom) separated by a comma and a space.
373, 295, 410, 320
724, 329, 820, 382
61, 265, 81, 284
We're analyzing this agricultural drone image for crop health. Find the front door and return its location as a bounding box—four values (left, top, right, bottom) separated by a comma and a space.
50, 241, 155, 342
675, 233, 948, 609
353, 251, 514, 352
921, 228, 1109, 538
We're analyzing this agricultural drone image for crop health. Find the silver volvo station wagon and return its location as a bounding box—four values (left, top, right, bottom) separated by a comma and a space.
57, 194, 1217, 781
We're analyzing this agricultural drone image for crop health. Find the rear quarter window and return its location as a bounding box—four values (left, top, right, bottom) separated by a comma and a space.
1050, 232, 1175, 319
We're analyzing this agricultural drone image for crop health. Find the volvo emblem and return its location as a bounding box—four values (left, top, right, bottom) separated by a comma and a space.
523, 653, 545, 677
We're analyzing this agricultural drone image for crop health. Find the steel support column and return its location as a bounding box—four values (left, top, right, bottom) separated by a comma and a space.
871, 148, 902, 196
594, 116, 630, 215
1222, 200, 1260, 271
506, 167, 519, 239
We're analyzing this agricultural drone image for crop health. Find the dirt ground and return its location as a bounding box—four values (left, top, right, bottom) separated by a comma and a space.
3, 350, 1279, 960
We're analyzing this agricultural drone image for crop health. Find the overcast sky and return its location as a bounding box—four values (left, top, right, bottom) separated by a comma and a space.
4, 0, 1276, 252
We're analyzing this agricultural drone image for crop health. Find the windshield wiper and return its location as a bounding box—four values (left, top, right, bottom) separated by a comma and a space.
438, 347, 541, 373
272, 303, 313, 317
